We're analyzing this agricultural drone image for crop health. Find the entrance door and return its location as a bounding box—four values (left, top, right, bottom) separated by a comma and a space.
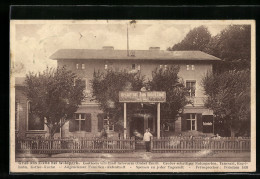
130, 117, 144, 137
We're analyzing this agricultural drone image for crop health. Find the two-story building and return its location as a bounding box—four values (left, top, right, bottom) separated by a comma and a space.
15, 46, 221, 139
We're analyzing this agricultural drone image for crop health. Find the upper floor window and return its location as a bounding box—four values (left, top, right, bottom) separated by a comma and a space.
82, 64, 85, 70
105, 64, 108, 70
160, 65, 163, 69
164, 65, 168, 70
186, 81, 196, 97
132, 64, 136, 70
187, 65, 195, 70
76, 64, 79, 70
27, 101, 44, 131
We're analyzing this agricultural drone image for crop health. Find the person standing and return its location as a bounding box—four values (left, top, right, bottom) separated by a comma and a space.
143, 128, 153, 152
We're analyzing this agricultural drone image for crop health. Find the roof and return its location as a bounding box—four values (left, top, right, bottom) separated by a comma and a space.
50, 49, 221, 61
15, 77, 26, 86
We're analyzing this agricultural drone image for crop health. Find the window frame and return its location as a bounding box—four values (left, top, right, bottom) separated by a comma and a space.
186, 80, 196, 97
186, 113, 197, 131
103, 118, 114, 131
15, 101, 19, 131
82, 64, 85, 70
76, 63, 79, 70
75, 113, 86, 132
132, 64, 136, 70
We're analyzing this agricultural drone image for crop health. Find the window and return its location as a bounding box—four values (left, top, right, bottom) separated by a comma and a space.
163, 123, 170, 131
105, 64, 108, 70
27, 101, 44, 130
15, 101, 19, 131
69, 113, 91, 132
186, 81, 196, 97
82, 64, 85, 70
73, 78, 76, 86
75, 113, 86, 131
187, 65, 195, 70
137, 64, 141, 71
132, 64, 136, 70
103, 116, 114, 131
160, 65, 163, 69
76, 64, 79, 69
186, 113, 196, 131
164, 65, 168, 70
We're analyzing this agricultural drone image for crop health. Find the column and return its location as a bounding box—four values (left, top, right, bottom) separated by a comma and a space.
157, 103, 160, 138
124, 103, 127, 138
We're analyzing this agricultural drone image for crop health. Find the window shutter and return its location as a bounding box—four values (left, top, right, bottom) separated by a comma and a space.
97, 113, 104, 132
69, 118, 76, 132
85, 113, 91, 132
181, 114, 188, 131
197, 113, 203, 132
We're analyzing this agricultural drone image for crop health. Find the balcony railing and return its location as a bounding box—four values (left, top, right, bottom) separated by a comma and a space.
186, 97, 206, 106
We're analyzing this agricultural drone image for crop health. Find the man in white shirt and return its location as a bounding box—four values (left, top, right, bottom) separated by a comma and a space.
143, 128, 153, 152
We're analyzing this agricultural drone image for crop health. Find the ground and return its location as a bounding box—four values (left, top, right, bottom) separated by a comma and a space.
16, 151, 250, 162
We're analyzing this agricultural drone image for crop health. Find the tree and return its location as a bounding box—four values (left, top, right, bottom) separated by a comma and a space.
91, 69, 145, 132
25, 67, 85, 138
168, 26, 211, 51
202, 70, 250, 137
148, 65, 190, 129
205, 25, 251, 71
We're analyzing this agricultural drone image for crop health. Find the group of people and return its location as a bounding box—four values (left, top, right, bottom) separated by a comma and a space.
101, 127, 153, 152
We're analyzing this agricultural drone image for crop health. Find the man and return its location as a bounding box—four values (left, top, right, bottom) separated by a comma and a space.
143, 128, 153, 152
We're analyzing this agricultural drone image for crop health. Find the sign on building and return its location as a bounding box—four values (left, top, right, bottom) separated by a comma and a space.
119, 91, 166, 103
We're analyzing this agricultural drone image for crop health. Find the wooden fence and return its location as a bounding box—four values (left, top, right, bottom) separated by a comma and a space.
16, 137, 135, 154
151, 137, 250, 153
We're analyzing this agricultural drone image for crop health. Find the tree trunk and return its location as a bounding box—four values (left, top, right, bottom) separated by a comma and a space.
48, 125, 55, 157
230, 128, 236, 137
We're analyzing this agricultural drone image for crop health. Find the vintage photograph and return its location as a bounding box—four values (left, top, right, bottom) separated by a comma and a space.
10, 20, 255, 172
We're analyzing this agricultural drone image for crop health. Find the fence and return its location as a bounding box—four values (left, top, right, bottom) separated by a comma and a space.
16, 137, 135, 154
151, 137, 250, 153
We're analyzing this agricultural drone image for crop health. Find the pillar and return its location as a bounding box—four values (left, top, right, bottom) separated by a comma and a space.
124, 103, 127, 138
157, 103, 160, 138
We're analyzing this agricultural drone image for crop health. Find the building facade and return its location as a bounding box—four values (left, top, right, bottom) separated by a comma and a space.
15, 47, 221, 139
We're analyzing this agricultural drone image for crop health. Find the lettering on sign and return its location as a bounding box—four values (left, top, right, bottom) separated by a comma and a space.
119, 91, 166, 103
203, 122, 212, 126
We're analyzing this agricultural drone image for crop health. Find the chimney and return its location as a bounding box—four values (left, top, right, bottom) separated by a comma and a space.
149, 47, 160, 50
102, 46, 114, 50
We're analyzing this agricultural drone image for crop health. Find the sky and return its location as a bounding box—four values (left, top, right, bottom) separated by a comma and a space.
11, 20, 229, 77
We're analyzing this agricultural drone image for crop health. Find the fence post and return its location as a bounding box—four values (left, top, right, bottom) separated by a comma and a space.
151, 137, 153, 152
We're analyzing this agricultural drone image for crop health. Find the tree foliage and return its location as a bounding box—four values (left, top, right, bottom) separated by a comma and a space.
25, 67, 85, 137
202, 70, 250, 136
205, 25, 251, 71
91, 70, 145, 132
168, 26, 211, 51
149, 65, 190, 123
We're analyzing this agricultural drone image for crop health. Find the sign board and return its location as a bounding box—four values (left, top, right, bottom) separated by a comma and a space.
119, 91, 166, 103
